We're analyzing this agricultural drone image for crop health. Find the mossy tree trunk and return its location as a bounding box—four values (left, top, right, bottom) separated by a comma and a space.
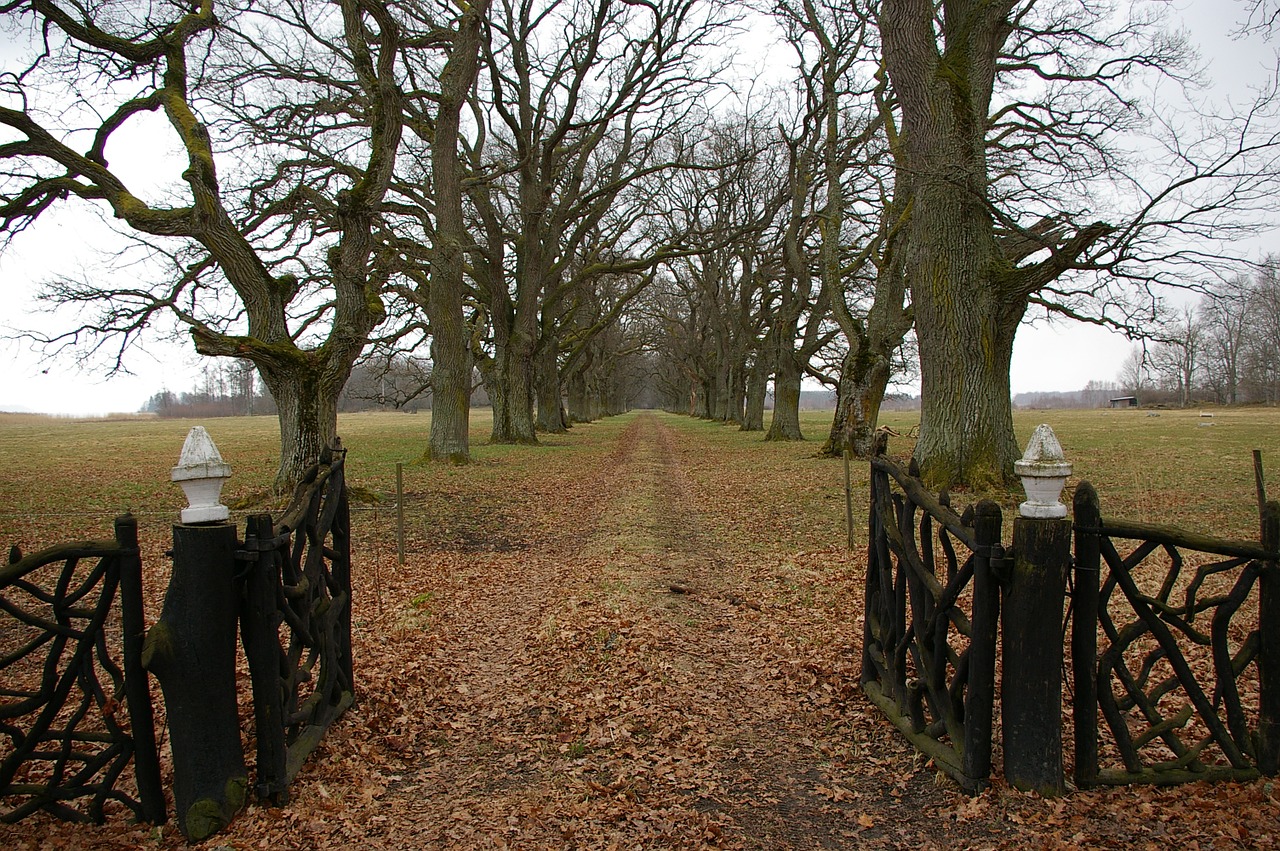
423, 0, 488, 464
881, 0, 1111, 488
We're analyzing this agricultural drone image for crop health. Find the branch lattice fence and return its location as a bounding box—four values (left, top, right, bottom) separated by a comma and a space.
1072, 482, 1280, 787
0, 516, 164, 825
861, 453, 1005, 793
238, 443, 354, 804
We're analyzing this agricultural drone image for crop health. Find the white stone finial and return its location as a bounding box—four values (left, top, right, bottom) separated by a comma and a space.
1013, 423, 1072, 519
171, 426, 232, 523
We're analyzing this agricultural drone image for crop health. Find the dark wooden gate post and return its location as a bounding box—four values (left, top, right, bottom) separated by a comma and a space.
1002, 423, 1073, 795
114, 515, 166, 825
143, 522, 248, 841
241, 513, 289, 803
1071, 482, 1102, 789
1259, 500, 1280, 774
143, 427, 247, 841
1003, 514, 1071, 794
965, 500, 1003, 789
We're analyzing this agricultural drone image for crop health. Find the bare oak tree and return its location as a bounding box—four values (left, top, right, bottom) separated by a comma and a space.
880, 0, 1280, 486
462, 0, 731, 443
0, 0, 414, 488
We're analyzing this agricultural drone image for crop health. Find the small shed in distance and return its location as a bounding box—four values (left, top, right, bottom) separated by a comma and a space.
1108, 396, 1138, 408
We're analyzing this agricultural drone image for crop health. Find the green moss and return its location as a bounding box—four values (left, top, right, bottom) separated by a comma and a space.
182, 776, 247, 842
140, 621, 173, 671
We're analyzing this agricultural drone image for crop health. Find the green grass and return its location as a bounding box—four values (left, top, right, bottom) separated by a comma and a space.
878, 406, 1277, 537
1, 405, 1276, 552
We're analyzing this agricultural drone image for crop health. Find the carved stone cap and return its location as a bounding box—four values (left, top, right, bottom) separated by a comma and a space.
171, 426, 232, 482
1013, 423, 1072, 479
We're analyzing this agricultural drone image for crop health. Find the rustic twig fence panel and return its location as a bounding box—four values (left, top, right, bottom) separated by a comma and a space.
1072, 481, 1280, 787
0, 516, 164, 825
862, 452, 1004, 793
239, 442, 354, 804
1, 432, 354, 841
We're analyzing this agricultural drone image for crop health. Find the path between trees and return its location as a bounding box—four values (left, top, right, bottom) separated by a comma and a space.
264, 411, 969, 849
355, 412, 885, 848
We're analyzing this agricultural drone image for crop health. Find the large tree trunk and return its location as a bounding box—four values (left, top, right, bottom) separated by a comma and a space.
428, 331, 472, 463
694, 378, 711, 418
480, 360, 508, 439
426, 210, 474, 462
741, 352, 768, 432
425, 1, 486, 464
762, 325, 803, 440
882, 0, 1022, 489
766, 346, 804, 441
488, 336, 539, 444
724, 361, 744, 426
606, 384, 628, 416
709, 356, 745, 425
534, 340, 568, 433
823, 344, 893, 458
821, 225, 912, 458
257, 361, 345, 492
566, 366, 592, 423
907, 195, 1022, 487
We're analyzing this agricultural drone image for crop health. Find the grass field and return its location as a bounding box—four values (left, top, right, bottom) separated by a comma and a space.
1, 405, 1275, 554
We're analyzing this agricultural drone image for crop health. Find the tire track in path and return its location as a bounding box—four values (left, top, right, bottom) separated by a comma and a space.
538, 412, 871, 848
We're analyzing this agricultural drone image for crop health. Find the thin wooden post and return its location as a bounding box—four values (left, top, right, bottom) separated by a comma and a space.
1259, 499, 1280, 774
240, 514, 288, 804
1002, 514, 1071, 795
843, 450, 855, 551
1256, 450, 1268, 520
333, 462, 354, 697
396, 462, 406, 566
1071, 482, 1102, 789
113, 515, 165, 825
963, 500, 1002, 792
861, 462, 882, 684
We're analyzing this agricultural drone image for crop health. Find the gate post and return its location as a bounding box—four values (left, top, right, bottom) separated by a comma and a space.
142, 428, 247, 841
114, 515, 166, 824
1001, 425, 1072, 795
241, 513, 288, 803
1259, 500, 1280, 774
1003, 515, 1070, 794
964, 501, 1003, 790
1071, 482, 1102, 789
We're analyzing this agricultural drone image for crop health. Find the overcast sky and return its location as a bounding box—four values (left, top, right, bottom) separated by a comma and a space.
1, 0, 1276, 415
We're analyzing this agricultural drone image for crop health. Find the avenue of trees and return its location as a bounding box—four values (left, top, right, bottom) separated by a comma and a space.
5, 0, 1280, 488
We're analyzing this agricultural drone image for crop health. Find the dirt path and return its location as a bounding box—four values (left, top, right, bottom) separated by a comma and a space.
328, 412, 960, 849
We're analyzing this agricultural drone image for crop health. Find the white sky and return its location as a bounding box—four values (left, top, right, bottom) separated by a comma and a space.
0, 0, 1275, 415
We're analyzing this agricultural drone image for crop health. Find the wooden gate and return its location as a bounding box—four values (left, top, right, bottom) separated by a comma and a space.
862, 453, 1005, 793
239, 442, 354, 804
1071, 482, 1280, 786
0, 516, 164, 825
